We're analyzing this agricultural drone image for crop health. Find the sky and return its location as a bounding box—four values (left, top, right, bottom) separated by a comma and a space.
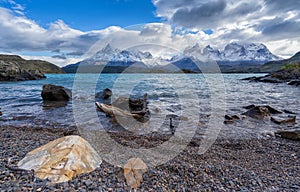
0, 0, 300, 66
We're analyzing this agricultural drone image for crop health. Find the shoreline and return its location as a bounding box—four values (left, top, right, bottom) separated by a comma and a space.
1, 125, 299, 191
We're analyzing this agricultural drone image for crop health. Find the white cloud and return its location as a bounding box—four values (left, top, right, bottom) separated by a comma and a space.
21, 55, 83, 67
0, 1, 300, 67
152, 0, 300, 57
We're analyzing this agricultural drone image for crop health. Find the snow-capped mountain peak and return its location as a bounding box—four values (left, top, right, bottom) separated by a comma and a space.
82, 44, 162, 66
200, 42, 281, 62
101, 43, 118, 54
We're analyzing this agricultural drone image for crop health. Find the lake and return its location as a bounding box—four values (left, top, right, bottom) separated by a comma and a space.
0, 73, 299, 140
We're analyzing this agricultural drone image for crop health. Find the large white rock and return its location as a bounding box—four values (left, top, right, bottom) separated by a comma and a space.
18, 135, 102, 183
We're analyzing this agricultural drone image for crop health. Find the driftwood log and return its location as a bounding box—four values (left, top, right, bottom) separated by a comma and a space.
95, 94, 150, 122
96, 102, 142, 118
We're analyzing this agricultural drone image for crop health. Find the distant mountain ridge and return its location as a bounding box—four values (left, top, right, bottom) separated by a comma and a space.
260, 51, 300, 72
62, 43, 282, 73
184, 42, 281, 64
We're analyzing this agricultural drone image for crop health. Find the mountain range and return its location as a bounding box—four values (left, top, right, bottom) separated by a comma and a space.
62, 43, 282, 73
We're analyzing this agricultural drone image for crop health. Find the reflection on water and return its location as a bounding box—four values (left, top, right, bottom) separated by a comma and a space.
0, 73, 299, 139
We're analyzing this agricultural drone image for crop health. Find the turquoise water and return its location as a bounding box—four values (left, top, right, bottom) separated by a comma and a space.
0, 73, 299, 139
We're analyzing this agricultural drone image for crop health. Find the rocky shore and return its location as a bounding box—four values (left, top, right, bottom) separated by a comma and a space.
242, 52, 300, 85
0, 54, 64, 81
1, 125, 299, 191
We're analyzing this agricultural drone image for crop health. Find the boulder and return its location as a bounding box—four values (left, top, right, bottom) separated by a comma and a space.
243, 105, 282, 114
95, 88, 113, 104
112, 94, 148, 113
276, 130, 300, 141
271, 116, 296, 125
124, 158, 147, 189
264, 106, 282, 114
18, 135, 102, 183
41, 84, 71, 101
102, 88, 112, 99
242, 106, 270, 120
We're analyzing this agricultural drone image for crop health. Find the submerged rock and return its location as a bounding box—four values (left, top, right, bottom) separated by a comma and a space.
41, 84, 72, 101
276, 129, 300, 141
271, 116, 296, 125
242, 76, 283, 83
18, 135, 102, 183
96, 88, 112, 100
287, 80, 300, 86
224, 120, 234, 124
242, 106, 270, 120
112, 94, 148, 113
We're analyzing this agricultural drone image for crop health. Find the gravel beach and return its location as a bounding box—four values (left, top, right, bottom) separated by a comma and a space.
0, 125, 299, 192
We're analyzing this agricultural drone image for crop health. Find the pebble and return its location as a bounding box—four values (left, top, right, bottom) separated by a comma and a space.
0, 125, 299, 191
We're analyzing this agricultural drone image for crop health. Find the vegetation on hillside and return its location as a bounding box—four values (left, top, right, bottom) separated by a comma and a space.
0, 55, 64, 74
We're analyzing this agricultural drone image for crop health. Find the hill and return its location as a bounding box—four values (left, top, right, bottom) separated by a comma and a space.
0, 55, 65, 74
260, 52, 300, 73
0, 54, 64, 81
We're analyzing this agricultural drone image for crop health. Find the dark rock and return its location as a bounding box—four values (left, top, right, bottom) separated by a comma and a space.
41, 84, 71, 101
95, 88, 113, 104
287, 80, 300, 86
242, 75, 283, 83
242, 106, 270, 120
42, 101, 68, 108
241, 76, 258, 81
112, 94, 148, 113
264, 106, 282, 114
271, 116, 296, 125
224, 115, 240, 121
271, 68, 300, 81
258, 76, 284, 83
276, 129, 300, 141
224, 120, 234, 124
283, 109, 297, 114
0, 60, 46, 81
102, 88, 112, 99
243, 104, 256, 110
231, 115, 241, 120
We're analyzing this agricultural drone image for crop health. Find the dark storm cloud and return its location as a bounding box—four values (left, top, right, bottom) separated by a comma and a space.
264, 0, 300, 12
262, 20, 300, 39
230, 2, 262, 17
52, 54, 67, 60
78, 33, 102, 44
51, 49, 61, 53
66, 51, 85, 56
171, 0, 227, 28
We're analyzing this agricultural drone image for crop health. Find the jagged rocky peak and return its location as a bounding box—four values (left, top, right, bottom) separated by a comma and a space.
81, 43, 157, 65
197, 42, 281, 62
223, 43, 247, 59
183, 43, 201, 54
203, 45, 221, 59
97, 43, 119, 54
